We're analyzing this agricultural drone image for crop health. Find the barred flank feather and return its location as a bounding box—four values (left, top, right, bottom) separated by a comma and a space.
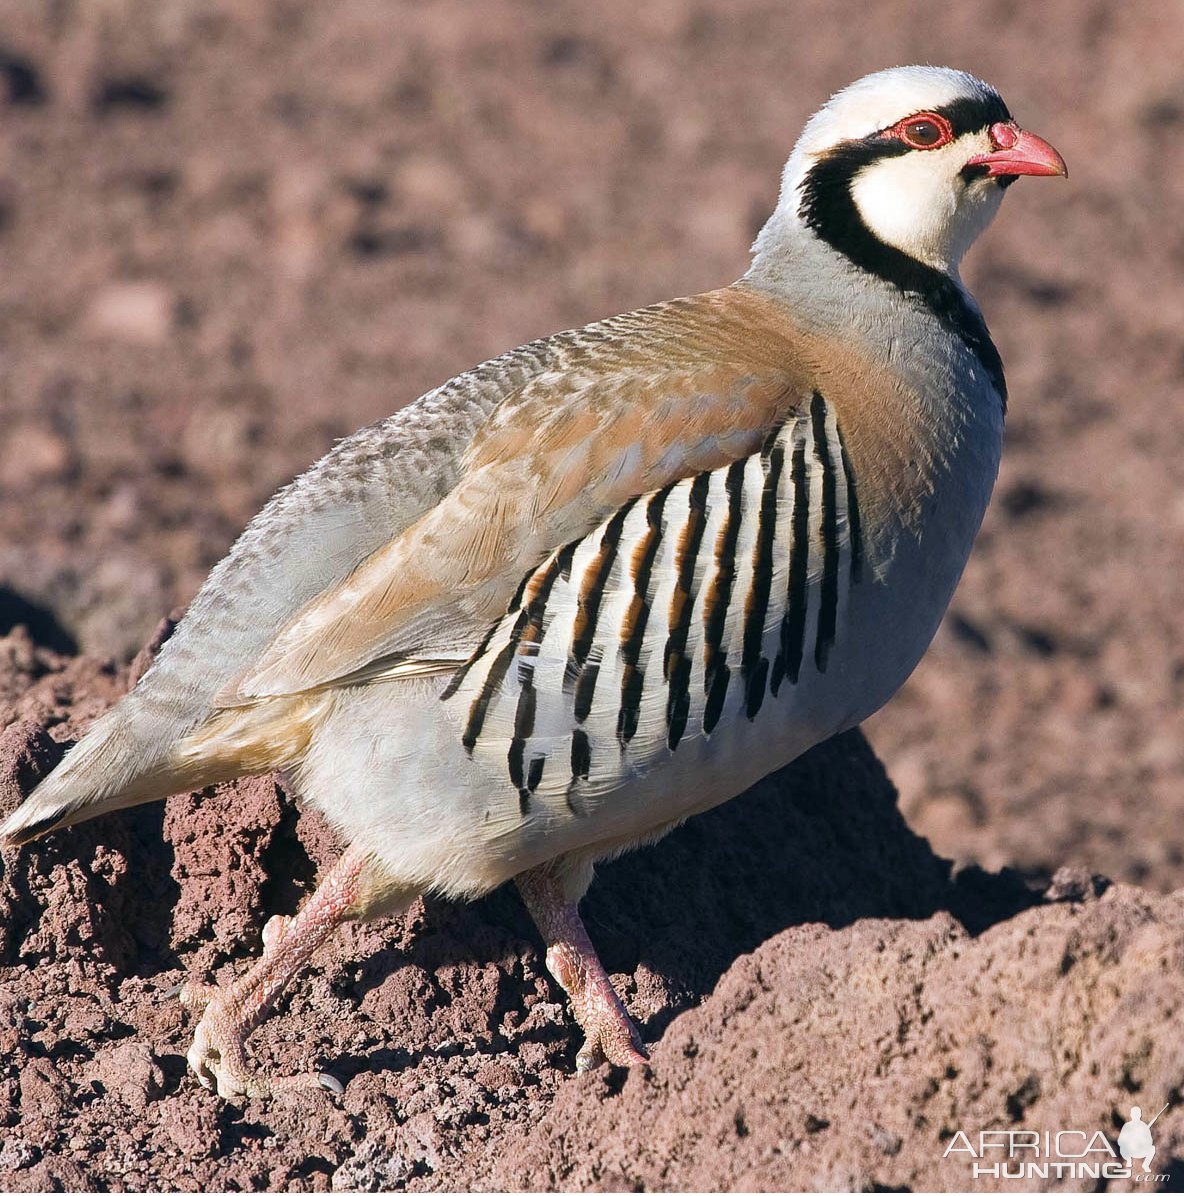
441, 396, 864, 810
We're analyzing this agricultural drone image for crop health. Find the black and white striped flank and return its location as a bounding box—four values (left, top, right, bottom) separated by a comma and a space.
442, 392, 863, 812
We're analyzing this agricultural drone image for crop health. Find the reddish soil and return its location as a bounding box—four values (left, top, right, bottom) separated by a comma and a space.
0, 0, 1181, 1191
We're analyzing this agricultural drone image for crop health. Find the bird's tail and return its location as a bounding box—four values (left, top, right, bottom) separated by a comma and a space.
1, 697, 220, 846
1, 690, 324, 847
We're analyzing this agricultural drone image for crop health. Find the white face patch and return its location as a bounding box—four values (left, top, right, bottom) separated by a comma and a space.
848, 130, 1004, 272
755, 66, 1014, 280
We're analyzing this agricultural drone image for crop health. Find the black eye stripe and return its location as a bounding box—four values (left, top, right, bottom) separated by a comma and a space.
813, 93, 1013, 173
885, 93, 1012, 142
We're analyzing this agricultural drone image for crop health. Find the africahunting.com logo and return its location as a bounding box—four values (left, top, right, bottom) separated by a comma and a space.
944, 1101, 1171, 1183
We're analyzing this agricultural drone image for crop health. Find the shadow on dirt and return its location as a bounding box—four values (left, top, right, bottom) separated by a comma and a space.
346, 729, 1041, 1037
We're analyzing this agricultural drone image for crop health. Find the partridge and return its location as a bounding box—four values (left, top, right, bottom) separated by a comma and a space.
3, 65, 1066, 1099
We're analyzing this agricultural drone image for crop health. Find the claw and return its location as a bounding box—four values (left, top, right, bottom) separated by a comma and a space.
575, 1025, 649, 1072
575, 1042, 602, 1072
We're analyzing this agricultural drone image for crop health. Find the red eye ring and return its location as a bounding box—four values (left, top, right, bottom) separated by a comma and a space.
890, 111, 954, 151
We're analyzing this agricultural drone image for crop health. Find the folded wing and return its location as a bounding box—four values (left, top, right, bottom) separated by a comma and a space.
220, 288, 819, 706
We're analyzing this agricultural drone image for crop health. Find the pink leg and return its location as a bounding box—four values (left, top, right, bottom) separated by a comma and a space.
516, 867, 649, 1071
178, 845, 370, 1100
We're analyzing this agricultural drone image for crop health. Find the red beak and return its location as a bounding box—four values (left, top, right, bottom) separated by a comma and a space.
966, 122, 1068, 179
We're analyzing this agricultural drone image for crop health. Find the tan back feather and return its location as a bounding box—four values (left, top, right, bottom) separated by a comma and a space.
218, 284, 927, 708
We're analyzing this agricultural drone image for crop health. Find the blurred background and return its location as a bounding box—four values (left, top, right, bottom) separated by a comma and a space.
0, 0, 1180, 891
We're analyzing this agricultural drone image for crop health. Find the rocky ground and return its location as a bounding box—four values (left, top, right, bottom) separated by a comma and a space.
3, 646, 1181, 1192
0, 0, 1181, 1191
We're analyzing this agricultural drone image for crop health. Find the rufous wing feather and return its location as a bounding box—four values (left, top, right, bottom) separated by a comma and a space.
218, 288, 861, 706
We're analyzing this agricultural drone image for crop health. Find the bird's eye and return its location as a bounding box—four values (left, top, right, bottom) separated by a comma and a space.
896, 113, 952, 150
905, 120, 941, 146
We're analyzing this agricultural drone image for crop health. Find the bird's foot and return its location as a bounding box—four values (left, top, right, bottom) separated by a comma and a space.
573, 988, 650, 1072
167, 847, 380, 1101
516, 866, 651, 1074
544, 943, 649, 1072
183, 987, 268, 1100
178, 984, 343, 1101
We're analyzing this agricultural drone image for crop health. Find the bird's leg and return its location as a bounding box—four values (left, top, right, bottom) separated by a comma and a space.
178, 843, 405, 1101
516, 866, 649, 1072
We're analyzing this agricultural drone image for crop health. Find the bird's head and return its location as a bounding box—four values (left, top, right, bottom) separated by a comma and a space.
757, 66, 1066, 283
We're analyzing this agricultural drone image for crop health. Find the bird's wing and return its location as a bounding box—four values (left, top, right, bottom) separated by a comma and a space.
218, 286, 846, 706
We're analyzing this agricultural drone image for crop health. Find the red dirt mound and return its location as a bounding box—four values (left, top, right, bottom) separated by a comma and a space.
0, 640, 1046, 1192
4, 643, 1179, 1191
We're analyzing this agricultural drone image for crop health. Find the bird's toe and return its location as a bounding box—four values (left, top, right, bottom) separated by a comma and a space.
604, 1037, 650, 1070
261, 913, 293, 951
575, 1017, 649, 1072
176, 980, 217, 1013
182, 994, 343, 1101
575, 1039, 605, 1072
